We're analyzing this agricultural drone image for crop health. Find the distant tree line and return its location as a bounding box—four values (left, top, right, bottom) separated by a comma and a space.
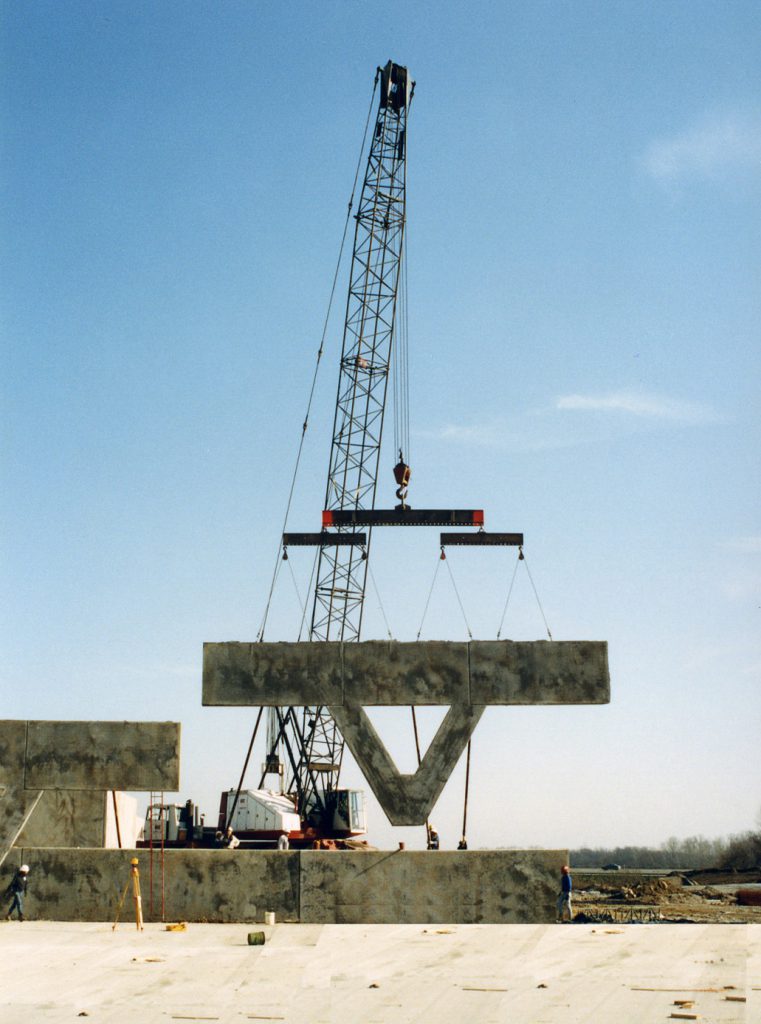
571, 830, 761, 871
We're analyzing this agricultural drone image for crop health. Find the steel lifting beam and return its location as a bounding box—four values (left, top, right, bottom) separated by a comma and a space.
440, 532, 523, 547
322, 509, 485, 528
282, 532, 368, 547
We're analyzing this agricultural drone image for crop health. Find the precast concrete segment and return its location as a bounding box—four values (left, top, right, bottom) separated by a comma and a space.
469, 640, 610, 704
24, 721, 181, 790
15, 792, 109, 849
342, 640, 469, 704
203, 642, 343, 706
0, 788, 43, 869
0, 720, 27, 784
203, 640, 609, 706
18, 848, 301, 924
329, 702, 485, 825
12, 848, 562, 923
1, 720, 180, 865
299, 849, 563, 923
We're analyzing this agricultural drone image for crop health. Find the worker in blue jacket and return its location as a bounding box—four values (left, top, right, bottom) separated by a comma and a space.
5, 864, 30, 921
557, 864, 572, 922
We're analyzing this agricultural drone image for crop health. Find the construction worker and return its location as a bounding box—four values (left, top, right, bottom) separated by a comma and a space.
427, 825, 440, 850
5, 864, 30, 921
276, 832, 289, 850
557, 865, 573, 922
223, 826, 240, 849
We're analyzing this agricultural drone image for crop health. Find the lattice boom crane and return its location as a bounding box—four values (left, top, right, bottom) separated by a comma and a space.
269, 62, 413, 832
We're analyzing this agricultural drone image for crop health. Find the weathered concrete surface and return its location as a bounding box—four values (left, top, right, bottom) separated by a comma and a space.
329, 702, 485, 825
203, 641, 608, 826
16, 849, 300, 923
0, 720, 27, 781
0, 722, 42, 867
2, 922, 755, 1024
470, 640, 610, 704
203, 642, 343, 706
342, 641, 469, 704
9, 849, 561, 923
300, 849, 562, 923
0, 788, 43, 869
203, 640, 609, 706
1, 720, 181, 865
25, 721, 181, 790
15, 792, 108, 849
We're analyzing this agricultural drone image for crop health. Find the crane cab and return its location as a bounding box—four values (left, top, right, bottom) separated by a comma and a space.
332, 788, 367, 836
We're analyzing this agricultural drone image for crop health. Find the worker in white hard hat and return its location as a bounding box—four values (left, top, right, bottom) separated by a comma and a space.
223, 826, 240, 850
426, 825, 439, 850
5, 864, 30, 921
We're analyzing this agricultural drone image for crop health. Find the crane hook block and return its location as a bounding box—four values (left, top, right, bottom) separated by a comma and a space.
393, 458, 411, 489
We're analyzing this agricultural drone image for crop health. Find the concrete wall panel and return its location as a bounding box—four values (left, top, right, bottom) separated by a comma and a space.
18, 848, 300, 923
0, 788, 43, 867
15, 791, 106, 849
203, 642, 343, 706
342, 641, 468, 705
12, 848, 563, 924
24, 721, 181, 790
299, 850, 562, 924
469, 641, 609, 705
0, 721, 27, 783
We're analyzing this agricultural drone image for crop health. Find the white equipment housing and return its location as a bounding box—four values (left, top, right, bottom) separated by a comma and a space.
225, 789, 301, 834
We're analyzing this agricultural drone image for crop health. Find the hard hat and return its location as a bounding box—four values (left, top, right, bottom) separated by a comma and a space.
20, 865, 29, 873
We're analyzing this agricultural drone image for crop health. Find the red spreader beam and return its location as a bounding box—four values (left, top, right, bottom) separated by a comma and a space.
322, 509, 485, 528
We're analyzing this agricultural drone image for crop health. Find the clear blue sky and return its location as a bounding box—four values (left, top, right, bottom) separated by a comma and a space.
2, 1, 759, 851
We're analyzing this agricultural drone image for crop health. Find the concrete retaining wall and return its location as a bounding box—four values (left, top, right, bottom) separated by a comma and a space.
8, 848, 565, 924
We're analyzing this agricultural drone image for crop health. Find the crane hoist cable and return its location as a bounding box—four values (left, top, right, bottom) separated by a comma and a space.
284, 555, 306, 621
442, 551, 473, 640
256, 70, 380, 643
409, 705, 434, 848
296, 549, 320, 642
496, 550, 522, 639
367, 561, 394, 641
460, 739, 471, 849
416, 550, 444, 639
522, 550, 553, 641
495, 547, 553, 641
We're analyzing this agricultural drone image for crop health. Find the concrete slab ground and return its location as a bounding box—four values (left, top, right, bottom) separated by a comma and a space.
0, 922, 757, 1023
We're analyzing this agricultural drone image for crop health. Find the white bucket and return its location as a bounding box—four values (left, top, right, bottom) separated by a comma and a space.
264, 911, 276, 926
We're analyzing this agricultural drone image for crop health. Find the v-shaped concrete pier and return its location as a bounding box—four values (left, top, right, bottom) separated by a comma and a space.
203, 640, 609, 824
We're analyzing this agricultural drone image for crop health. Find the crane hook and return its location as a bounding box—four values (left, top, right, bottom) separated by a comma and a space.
393, 449, 411, 510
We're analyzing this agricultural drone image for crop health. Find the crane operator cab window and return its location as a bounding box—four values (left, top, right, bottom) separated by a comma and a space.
332, 789, 367, 836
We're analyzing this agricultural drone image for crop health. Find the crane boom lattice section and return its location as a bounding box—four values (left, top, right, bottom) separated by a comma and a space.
283, 63, 411, 822
311, 63, 411, 644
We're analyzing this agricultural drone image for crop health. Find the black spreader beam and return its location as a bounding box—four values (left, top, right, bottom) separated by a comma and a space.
440, 532, 524, 547
323, 509, 485, 528
283, 532, 367, 547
